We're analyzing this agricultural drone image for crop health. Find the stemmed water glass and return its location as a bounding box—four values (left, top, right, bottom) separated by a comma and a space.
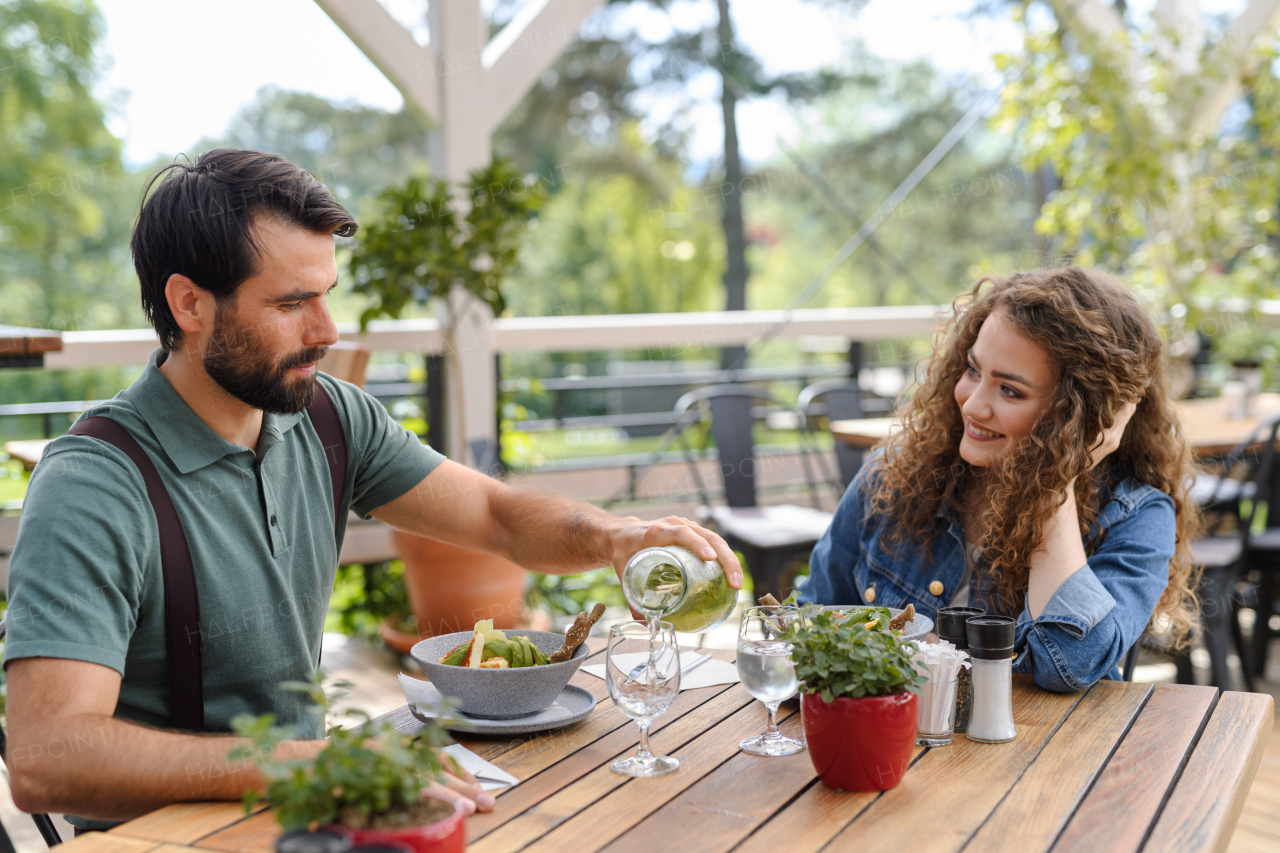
606, 620, 681, 777
737, 606, 806, 756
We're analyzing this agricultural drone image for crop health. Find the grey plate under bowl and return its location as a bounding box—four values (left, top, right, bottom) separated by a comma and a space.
411, 630, 591, 719
408, 683, 598, 735
818, 605, 934, 642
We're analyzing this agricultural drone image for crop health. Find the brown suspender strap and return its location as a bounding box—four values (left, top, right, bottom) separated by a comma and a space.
306, 382, 347, 535
67, 417, 205, 732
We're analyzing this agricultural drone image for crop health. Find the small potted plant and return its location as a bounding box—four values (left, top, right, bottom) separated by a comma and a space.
231, 681, 465, 853
787, 606, 926, 792
348, 159, 546, 639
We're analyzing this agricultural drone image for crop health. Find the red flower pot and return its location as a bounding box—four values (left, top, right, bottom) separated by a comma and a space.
801, 691, 918, 792
335, 794, 467, 853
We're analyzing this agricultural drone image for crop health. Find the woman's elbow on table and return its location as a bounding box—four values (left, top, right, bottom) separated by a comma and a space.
1018, 621, 1128, 693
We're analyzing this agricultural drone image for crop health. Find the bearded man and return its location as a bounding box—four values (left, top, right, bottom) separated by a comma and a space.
2, 149, 742, 831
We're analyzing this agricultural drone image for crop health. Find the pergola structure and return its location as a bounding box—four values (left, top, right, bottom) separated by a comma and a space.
314, 0, 606, 465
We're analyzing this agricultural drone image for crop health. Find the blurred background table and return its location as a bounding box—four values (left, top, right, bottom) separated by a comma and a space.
832, 392, 1280, 458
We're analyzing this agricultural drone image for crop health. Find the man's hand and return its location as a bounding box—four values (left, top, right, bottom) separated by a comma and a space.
606, 515, 744, 589
432, 752, 494, 814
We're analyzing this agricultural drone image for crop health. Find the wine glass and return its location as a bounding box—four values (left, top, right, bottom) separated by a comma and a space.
606, 620, 681, 777
736, 606, 806, 756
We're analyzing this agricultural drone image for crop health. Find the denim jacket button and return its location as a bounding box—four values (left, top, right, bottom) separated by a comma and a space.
929, 580, 944, 596
864, 587, 876, 602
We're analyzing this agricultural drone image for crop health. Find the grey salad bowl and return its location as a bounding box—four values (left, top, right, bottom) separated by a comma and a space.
817, 605, 934, 643
411, 630, 591, 719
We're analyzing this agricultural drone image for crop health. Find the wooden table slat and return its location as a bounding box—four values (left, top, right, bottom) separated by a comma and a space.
1143, 691, 1275, 853
818, 678, 1089, 853
467, 685, 760, 853
513, 699, 791, 853
600, 712, 819, 853
111, 804, 264, 845
1052, 683, 1219, 853
730, 745, 929, 853
966, 680, 1153, 853
54, 833, 161, 853
465, 675, 743, 843
194, 810, 281, 853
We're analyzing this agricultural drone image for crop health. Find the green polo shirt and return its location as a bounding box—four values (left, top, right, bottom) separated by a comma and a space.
4, 348, 443, 740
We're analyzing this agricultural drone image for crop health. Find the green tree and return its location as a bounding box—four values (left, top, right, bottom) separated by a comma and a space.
0, 0, 129, 331
746, 53, 1039, 311
196, 85, 433, 222
993, 5, 1280, 311
505, 126, 723, 318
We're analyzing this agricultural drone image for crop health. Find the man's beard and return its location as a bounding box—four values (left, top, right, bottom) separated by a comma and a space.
203, 304, 328, 415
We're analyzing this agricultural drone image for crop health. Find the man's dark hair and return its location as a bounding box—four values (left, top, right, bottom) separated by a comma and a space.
132, 148, 358, 351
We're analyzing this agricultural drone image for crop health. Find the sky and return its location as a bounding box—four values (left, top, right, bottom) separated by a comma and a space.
91, 0, 1021, 168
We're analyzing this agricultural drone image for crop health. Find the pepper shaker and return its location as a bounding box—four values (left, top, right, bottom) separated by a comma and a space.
936, 606, 984, 732
965, 615, 1017, 744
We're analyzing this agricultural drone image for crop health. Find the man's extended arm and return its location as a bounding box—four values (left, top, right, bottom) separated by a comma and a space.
369, 460, 745, 587
4, 658, 488, 821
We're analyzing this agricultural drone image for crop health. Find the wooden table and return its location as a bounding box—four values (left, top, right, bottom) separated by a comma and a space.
0, 324, 61, 368
832, 392, 1280, 458
89, 640, 1272, 853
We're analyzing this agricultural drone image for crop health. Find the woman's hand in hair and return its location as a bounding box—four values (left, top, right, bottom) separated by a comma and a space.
1088, 401, 1138, 469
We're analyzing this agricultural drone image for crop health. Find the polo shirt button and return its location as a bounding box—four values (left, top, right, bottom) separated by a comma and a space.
270, 515, 278, 527
929, 580, 944, 596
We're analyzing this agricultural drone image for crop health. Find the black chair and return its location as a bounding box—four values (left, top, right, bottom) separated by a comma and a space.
0, 619, 64, 847
673, 384, 834, 600
797, 380, 865, 492
1151, 413, 1280, 691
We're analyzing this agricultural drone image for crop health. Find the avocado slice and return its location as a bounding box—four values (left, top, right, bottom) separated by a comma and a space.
483, 638, 512, 663
439, 641, 469, 666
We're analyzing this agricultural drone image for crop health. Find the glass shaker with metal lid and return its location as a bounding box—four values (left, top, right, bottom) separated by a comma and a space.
621, 545, 738, 633
936, 605, 985, 732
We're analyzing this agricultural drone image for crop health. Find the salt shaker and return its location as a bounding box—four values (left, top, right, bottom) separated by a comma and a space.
936, 606, 984, 732
965, 615, 1017, 744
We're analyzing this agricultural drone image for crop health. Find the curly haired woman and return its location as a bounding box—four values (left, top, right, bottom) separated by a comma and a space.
804, 267, 1200, 692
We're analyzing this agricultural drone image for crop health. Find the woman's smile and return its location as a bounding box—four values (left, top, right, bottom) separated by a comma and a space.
965, 418, 1005, 441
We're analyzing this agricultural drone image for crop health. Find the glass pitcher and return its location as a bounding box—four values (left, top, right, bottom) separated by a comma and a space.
621, 545, 737, 633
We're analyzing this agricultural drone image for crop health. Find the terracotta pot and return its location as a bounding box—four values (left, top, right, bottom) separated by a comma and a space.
393, 530, 527, 637
379, 617, 420, 655
801, 691, 918, 792
329, 793, 466, 853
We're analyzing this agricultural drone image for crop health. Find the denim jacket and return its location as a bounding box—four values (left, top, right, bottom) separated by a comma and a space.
802, 459, 1177, 692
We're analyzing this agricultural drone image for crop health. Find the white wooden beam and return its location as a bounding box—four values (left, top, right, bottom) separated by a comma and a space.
484, 0, 607, 131
313, 0, 440, 123
1190, 0, 1280, 136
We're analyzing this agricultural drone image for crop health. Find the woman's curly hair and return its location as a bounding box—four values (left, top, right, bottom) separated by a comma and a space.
867, 267, 1201, 645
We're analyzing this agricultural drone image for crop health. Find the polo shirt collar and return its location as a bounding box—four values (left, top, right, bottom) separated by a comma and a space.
128, 349, 304, 474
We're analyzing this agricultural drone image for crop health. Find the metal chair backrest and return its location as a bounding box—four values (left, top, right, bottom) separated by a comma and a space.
1197, 411, 1280, 537
798, 381, 864, 490
0, 619, 64, 847
672, 384, 824, 510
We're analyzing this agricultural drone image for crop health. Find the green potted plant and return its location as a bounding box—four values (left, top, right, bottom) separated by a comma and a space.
787, 605, 926, 792
348, 159, 546, 640
231, 681, 465, 853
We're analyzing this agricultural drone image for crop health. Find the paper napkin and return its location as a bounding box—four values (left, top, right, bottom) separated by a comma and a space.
579, 650, 740, 691
441, 743, 519, 792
